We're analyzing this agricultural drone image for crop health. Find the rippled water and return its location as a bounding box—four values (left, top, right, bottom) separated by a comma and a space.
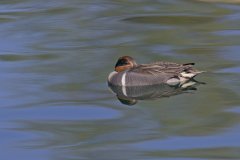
1, 0, 240, 160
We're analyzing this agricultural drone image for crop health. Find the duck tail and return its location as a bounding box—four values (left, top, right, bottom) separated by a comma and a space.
183, 63, 195, 66
181, 70, 205, 79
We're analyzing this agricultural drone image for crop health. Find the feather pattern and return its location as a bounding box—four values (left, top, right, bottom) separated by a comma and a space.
129, 61, 195, 77
108, 56, 204, 86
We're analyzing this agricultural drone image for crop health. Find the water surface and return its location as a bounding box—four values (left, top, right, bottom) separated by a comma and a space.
1, 0, 240, 160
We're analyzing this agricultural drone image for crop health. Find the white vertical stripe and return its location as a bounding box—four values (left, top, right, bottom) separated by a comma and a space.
122, 85, 127, 96
121, 72, 126, 86
121, 72, 127, 96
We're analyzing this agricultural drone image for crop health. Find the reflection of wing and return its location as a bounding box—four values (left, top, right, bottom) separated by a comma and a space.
108, 80, 203, 106
130, 62, 195, 76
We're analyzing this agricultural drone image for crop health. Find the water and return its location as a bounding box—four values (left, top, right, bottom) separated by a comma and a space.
0, 0, 240, 160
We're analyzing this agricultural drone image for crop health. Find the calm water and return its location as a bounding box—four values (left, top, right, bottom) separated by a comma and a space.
1, 0, 240, 160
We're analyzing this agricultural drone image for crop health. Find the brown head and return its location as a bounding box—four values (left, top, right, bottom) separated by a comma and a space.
114, 56, 137, 72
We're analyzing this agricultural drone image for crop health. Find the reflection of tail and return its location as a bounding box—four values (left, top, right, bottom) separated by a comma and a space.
191, 78, 206, 84
181, 78, 206, 89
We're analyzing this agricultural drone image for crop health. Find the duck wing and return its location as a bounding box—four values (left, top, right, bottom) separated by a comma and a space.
130, 61, 194, 76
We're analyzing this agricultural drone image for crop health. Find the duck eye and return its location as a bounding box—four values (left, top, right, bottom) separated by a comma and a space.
115, 59, 129, 67
120, 59, 129, 65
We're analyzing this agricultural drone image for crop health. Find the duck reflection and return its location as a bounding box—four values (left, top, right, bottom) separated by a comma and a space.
108, 80, 204, 105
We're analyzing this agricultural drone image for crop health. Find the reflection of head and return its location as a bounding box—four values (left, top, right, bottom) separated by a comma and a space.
117, 96, 137, 106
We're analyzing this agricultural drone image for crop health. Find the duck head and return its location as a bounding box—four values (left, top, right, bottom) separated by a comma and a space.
115, 56, 137, 72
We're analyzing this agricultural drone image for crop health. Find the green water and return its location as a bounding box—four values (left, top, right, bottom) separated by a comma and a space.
0, 0, 240, 160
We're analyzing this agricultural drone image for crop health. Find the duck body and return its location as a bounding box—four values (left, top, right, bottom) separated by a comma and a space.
108, 56, 204, 86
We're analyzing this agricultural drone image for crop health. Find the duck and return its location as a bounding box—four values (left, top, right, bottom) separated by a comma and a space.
108, 56, 204, 86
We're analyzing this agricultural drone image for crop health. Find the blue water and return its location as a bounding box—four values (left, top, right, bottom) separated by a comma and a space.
0, 0, 240, 160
